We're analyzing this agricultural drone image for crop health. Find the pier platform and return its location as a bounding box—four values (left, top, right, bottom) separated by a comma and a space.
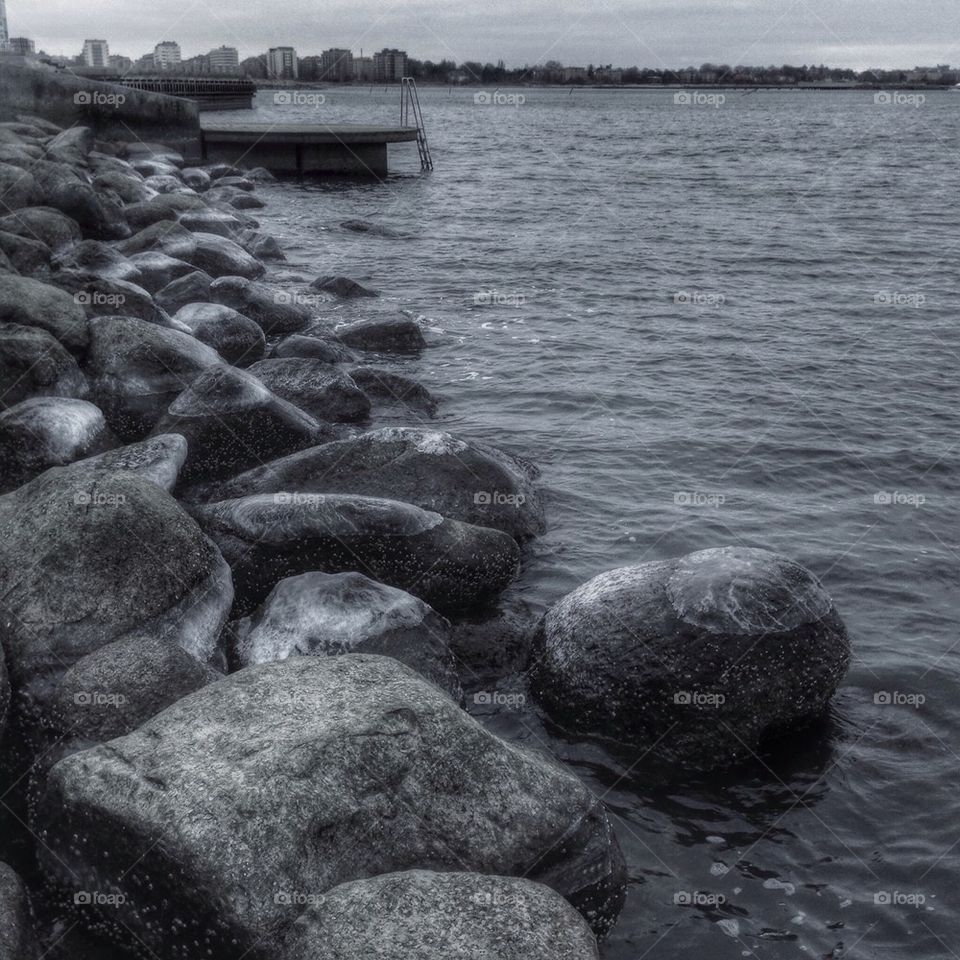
199, 121, 421, 177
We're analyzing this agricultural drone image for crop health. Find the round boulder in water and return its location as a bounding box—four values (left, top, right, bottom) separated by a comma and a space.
173, 302, 266, 367
528, 547, 850, 769
245, 358, 370, 422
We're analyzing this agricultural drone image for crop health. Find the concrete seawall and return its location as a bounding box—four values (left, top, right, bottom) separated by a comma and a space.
0, 58, 200, 157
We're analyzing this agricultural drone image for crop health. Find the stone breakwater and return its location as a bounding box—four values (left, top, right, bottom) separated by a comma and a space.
0, 115, 851, 959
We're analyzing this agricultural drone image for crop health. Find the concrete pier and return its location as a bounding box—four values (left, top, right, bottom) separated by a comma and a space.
200, 121, 421, 177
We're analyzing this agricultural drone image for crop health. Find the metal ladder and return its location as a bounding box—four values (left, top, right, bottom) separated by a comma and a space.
400, 77, 434, 171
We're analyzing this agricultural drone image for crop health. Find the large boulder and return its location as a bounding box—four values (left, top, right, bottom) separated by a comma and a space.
45, 126, 94, 166
245, 359, 370, 422
126, 251, 196, 293
0, 161, 42, 214
0, 397, 117, 493
52, 239, 143, 285
192, 493, 520, 616
123, 194, 206, 230
192, 427, 545, 540
231, 571, 460, 698
37, 655, 625, 958
0, 323, 89, 409
173, 302, 266, 367
53, 273, 176, 328
0, 469, 233, 713
334, 315, 426, 353
43, 180, 130, 241
68, 433, 188, 493
120, 223, 263, 280
151, 366, 323, 484
208, 276, 310, 334
0, 273, 89, 354
351, 366, 438, 418
178, 208, 247, 237
0, 862, 37, 960
272, 333, 356, 363
155, 269, 213, 314
528, 547, 851, 768
309, 274, 378, 298
92, 170, 154, 204
0, 206, 82, 251
282, 871, 599, 960
0, 230, 50, 275
83, 316, 222, 439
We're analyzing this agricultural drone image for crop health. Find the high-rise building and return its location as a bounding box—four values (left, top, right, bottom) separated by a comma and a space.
320, 48, 353, 82
154, 40, 181, 70
6, 36, 33, 55
0, 0, 8, 48
82, 39, 109, 68
353, 56, 374, 82
267, 46, 298, 79
373, 48, 408, 83
108, 54, 132, 71
208, 45, 239, 73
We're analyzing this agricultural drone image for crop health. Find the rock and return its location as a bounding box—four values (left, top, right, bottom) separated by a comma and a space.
0, 273, 89, 354
54, 273, 177, 329
350, 366, 438, 417
272, 333, 356, 363
124, 143, 185, 168
245, 359, 370, 422
144, 174, 188, 194
0, 397, 117, 492
194, 427, 544, 541
231, 571, 460, 697
181, 167, 212, 191
92, 171, 153, 204
219, 191, 266, 211
335, 316, 426, 353
453, 600, 537, 677
208, 276, 310, 334
246, 167, 276, 181
127, 251, 196, 292
243, 232, 285, 261
68, 433, 188, 493
17, 113, 63, 135
0, 862, 37, 960
129, 159, 182, 180
0, 162, 42, 214
192, 493, 520, 616
0, 469, 233, 712
45, 126, 95, 166
0, 230, 50, 275
0, 653, 7, 749
123, 194, 206, 230
50, 637, 217, 743
52, 239, 143, 285
178, 209, 247, 236
38, 655, 624, 958
0, 247, 14, 273
155, 269, 213, 314
340, 218, 405, 237
173, 302, 266, 367
205, 162, 244, 179
151, 365, 323, 484
0, 143, 42, 166
0, 323, 89, 409
180, 232, 266, 280
528, 547, 852, 768
310, 275, 378, 298
117, 219, 195, 255
43, 180, 130, 241
0, 206, 82, 252
282, 870, 600, 960
214, 176, 255, 192
83, 315, 222, 439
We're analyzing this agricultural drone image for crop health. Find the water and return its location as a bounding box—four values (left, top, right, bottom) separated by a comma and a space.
216, 87, 960, 958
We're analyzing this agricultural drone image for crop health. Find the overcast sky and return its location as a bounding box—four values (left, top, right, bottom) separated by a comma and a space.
11, 0, 960, 70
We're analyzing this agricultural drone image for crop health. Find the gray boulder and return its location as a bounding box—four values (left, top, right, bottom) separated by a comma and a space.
124, 194, 206, 230
208, 276, 310, 334
43, 180, 130, 241
52, 273, 176, 328
151, 365, 323, 484
0, 161, 42, 214
68, 433, 188, 493
178, 208, 247, 237
528, 547, 852, 769
92, 171, 153, 204
310, 275, 378, 298
155, 269, 213, 314
0, 230, 50, 275
351, 366, 438, 417
245, 359, 370, 422
0, 273, 89, 353
0, 323, 89, 409
0, 397, 117, 492
38, 655, 624, 958
178, 232, 266, 280
0, 206, 81, 252
272, 333, 355, 363
0, 862, 36, 960
192, 493, 520, 616
83, 316, 221, 439
124, 143, 185, 168
243, 232, 285, 261
282, 870, 599, 960
173, 302, 266, 367
45, 126, 94, 165
127, 251, 196, 292
231, 571, 460, 698
335, 315, 426, 353
0, 469, 233, 712
52, 239, 142, 284
181, 167, 212, 191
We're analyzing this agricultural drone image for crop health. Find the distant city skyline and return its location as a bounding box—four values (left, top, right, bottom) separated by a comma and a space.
6, 0, 959, 72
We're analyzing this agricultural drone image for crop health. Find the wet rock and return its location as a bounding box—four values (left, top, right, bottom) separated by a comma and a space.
231, 571, 460, 697
117, 219, 195, 255
43, 180, 130, 241
151, 365, 322, 484
0, 206, 82, 252
0, 323, 89, 409
38, 655, 624, 958
0, 161, 42, 214
0, 397, 117, 492
218, 191, 266, 211
126, 251, 196, 292
350, 366, 438, 417
208, 276, 310, 334
245, 359, 370, 422
155, 269, 213, 314
123, 194, 206, 230
63, 275, 177, 331
282, 870, 600, 960
243, 232, 285, 261
335, 315, 426, 353
215, 176, 256, 192
0, 230, 50, 275
50, 637, 217, 743
0, 862, 37, 960
181, 167, 212, 191
246, 167, 276, 181
180, 232, 266, 280
92, 171, 153, 204
340, 218, 405, 237
310, 275, 378, 298
0, 247, 13, 273
192, 493, 520, 616
173, 302, 266, 367
52, 240, 143, 285
144, 174, 188, 194
453, 600, 538, 677
178, 208, 246, 237
69, 433, 188, 493
0, 273, 89, 353
129, 159, 182, 180
84, 315, 221, 439
124, 143, 185, 168
205, 162, 244, 179
0, 469, 233, 712
45, 126, 94, 166
194, 427, 544, 540
0, 654, 7, 748
272, 333, 356, 363
528, 546, 852, 769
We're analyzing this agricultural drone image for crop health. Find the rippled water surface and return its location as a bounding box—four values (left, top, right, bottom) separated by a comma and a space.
217, 87, 960, 958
